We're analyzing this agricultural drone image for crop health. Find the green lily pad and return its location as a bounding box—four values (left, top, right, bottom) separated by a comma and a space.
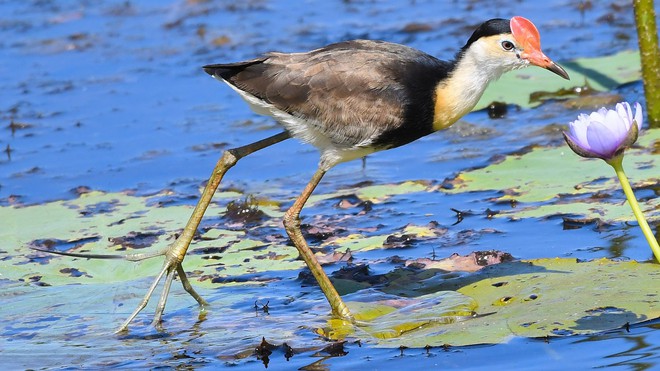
319, 223, 445, 252
320, 257, 660, 347
322, 234, 389, 252
307, 180, 429, 205
3, 190, 659, 348
443, 129, 659, 222
0, 180, 435, 288
0, 189, 295, 287
476, 50, 641, 110
356, 181, 429, 202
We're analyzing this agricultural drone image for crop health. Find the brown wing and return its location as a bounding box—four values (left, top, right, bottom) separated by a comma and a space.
204, 40, 448, 148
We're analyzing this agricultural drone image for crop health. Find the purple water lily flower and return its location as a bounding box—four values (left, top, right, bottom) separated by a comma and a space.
563, 102, 643, 161
562, 101, 659, 259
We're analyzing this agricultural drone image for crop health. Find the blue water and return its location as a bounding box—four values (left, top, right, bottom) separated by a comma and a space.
0, 0, 651, 204
1, 0, 659, 369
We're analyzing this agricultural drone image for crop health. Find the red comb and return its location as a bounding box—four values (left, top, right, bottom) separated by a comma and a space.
510, 16, 541, 51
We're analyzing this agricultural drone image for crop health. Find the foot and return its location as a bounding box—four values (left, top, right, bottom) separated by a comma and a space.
115, 238, 208, 333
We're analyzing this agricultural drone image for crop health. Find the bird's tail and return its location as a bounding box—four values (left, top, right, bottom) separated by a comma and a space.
202, 58, 266, 81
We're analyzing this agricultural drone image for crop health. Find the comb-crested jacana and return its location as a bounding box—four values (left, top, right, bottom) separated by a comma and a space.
70, 16, 572, 331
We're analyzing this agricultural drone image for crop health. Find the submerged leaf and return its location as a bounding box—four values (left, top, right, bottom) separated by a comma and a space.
407, 250, 514, 272
320, 258, 660, 347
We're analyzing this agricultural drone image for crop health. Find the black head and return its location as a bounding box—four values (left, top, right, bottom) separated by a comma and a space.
462, 18, 511, 50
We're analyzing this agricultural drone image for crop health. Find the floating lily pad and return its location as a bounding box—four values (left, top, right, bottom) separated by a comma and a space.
0, 181, 435, 288
0, 189, 293, 287
443, 129, 659, 222
307, 180, 430, 205
3, 186, 659, 349
319, 257, 660, 347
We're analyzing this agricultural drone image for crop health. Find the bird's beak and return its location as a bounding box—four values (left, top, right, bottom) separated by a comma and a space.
510, 16, 570, 80
521, 49, 570, 80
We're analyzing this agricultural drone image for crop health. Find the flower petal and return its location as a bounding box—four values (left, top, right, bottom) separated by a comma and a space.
563, 131, 600, 158
618, 119, 640, 153
633, 102, 644, 130
586, 120, 619, 159
568, 116, 591, 150
615, 102, 633, 132
616, 102, 632, 121
604, 108, 628, 138
589, 109, 607, 124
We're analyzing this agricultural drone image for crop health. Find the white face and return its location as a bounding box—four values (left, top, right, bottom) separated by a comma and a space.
498, 36, 526, 61
463, 34, 529, 75
496, 34, 529, 69
467, 32, 569, 80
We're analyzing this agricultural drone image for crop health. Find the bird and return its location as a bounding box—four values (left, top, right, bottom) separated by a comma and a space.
58, 16, 571, 331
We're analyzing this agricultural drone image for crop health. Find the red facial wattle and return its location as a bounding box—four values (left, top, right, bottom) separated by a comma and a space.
511, 16, 541, 52
510, 16, 570, 79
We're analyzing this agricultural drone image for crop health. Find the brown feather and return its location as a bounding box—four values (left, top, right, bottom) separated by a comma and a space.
204, 40, 451, 150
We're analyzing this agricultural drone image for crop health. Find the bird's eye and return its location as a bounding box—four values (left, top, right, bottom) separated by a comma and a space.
501, 40, 515, 51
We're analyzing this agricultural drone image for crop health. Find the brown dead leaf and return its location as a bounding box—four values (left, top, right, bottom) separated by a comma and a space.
406, 250, 514, 272
317, 249, 353, 265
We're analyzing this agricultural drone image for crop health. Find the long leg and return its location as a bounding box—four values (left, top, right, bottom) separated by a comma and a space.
283, 168, 353, 320
117, 131, 290, 332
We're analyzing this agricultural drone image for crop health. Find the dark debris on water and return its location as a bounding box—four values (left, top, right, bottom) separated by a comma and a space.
108, 231, 162, 250
249, 337, 348, 368
224, 196, 268, 226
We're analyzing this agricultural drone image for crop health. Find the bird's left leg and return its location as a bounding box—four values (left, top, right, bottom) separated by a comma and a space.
283, 167, 354, 320
35, 132, 291, 332
114, 131, 290, 332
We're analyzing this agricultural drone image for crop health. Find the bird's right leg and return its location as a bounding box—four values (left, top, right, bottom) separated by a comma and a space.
116, 131, 291, 332
283, 167, 354, 321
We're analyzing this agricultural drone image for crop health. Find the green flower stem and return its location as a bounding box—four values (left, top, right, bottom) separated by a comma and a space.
633, 0, 660, 128
608, 155, 660, 261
